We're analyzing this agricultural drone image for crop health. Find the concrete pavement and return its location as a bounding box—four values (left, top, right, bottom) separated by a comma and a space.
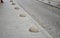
0, 0, 52, 38
15, 0, 60, 38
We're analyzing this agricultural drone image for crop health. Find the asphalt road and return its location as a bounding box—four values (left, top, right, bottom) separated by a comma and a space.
15, 0, 60, 38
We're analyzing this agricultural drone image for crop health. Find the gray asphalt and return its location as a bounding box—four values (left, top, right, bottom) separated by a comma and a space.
15, 0, 60, 38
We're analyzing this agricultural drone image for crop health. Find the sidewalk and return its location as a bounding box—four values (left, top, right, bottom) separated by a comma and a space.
0, 0, 52, 38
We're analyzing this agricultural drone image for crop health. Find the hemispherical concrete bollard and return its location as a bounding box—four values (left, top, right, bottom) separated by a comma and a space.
10, 0, 13, 2
29, 26, 39, 33
19, 14, 26, 17
11, 3, 16, 5
14, 7, 20, 10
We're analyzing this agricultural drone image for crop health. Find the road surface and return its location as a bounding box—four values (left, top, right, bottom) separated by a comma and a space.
0, 0, 52, 38
15, 0, 60, 38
